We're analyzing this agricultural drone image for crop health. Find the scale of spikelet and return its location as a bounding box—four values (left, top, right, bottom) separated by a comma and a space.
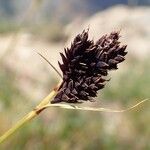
51, 30, 127, 103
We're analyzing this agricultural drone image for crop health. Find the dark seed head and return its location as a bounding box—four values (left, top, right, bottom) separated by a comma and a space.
51, 30, 127, 103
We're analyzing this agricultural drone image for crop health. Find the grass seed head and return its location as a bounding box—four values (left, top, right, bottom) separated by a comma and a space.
51, 30, 127, 103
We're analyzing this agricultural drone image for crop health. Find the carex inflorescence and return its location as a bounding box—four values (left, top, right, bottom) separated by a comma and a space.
51, 30, 127, 103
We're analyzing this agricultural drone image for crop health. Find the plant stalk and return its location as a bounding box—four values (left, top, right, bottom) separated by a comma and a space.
0, 80, 148, 144
0, 87, 58, 144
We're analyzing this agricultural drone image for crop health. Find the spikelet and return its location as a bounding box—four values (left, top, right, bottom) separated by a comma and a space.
51, 30, 127, 103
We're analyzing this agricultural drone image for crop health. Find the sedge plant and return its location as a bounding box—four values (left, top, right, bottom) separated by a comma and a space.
0, 29, 149, 144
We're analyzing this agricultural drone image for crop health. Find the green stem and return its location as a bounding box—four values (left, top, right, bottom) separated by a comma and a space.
0, 89, 57, 144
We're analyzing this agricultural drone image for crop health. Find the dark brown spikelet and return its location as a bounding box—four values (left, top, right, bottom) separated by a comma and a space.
51, 30, 127, 103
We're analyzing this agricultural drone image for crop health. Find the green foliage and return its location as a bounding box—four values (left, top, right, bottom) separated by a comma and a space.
0, 67, 20, 108
0, 20, 19, 34
29, 22, 66, 42
0, 59, 149, 150
101, 58, 150, 104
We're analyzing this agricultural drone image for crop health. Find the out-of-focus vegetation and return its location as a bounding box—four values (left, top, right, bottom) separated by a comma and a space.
102, 58, 150, 104
0, 21, 19, 34
0, 57, 149, 150
0, 0, 150, 150
28, 22, 67, 42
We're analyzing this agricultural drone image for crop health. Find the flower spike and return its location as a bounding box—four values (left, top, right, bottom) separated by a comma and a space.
51, 30, 127, 103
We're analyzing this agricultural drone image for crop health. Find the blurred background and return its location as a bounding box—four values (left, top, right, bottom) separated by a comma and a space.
0, 0, 150, 149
